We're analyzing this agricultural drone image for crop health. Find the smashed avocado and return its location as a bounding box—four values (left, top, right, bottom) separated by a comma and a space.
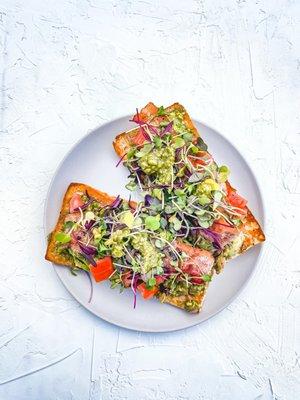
168, 110, 193, 137
131, 232, 163, 274
197, 178, 219, 196
105, 228, 129, 258
138, 147, 175, 185
164, 278, 204, 297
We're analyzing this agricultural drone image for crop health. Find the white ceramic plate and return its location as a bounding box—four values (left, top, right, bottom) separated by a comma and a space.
44, 116, 265, 332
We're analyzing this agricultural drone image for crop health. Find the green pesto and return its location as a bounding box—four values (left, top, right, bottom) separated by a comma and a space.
131, 232, 163, 274
105, 228, 130, 258
184, 299, 199, 312
168, 281, 189, 296
138, 147, 175, 185
188, 284, 204, 295
168, 110, 192, 136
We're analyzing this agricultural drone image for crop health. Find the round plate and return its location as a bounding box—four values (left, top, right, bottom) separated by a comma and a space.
44, 116, 265, 332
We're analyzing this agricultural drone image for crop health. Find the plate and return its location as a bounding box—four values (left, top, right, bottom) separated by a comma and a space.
44, 116, 265, 332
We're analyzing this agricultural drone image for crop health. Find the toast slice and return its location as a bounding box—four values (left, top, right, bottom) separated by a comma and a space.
113, 102, 265, 271
45, 182, 213, 313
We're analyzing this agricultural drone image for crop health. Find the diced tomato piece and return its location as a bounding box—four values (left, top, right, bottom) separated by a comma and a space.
132, 103, 158, 123
211, 218, 237, 234
132, 129, 147, 146
70, 193, 84, 213
191, 277, 204, 285
225, 182, 247, 209
225, 181, 233, 195
137, 283, 158, 300
139, 103, 158, 120
90, 256, 114, 282
227, 191, 247, 209
210, 218, 240, 247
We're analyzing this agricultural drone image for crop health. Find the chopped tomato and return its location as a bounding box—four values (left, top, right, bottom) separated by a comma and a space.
70, 193, 84, 213
227, 191, 247, 209
139, 103, 158, 121
137, 283, 158, 300
210, 218, 239, 247
191, 277, 204, 285
211, 218, 237, 234
225, 182, 247, 209
225, 181, 233, 195
132, 129, 147, 146
132, 103, 158, 123
90, 256, 114, 282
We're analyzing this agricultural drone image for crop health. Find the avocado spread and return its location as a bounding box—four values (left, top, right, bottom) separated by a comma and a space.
138, 147, 175, 185
131, 233, 163, 274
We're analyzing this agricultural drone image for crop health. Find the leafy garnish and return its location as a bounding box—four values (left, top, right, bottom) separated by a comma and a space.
119, 210, 135, 228
55, 232, 71, 244
145, 215, 160, 231
125, 180, 137, 191
153, 135, 162, 148
218, 165, 230, 182
157, 106, 165, 116
183, 132, 193, 142
202, 274, 212, 282
173, 137, 185, 149
197, 137, 208, 151
135, 143, 153, 158
169, 215, 182, 231
147, 277, 156, 288
63, 221, 75, 231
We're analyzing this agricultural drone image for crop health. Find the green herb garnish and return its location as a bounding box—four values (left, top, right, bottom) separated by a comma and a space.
145, 215, 160, 231
147, 277, 157, 288
202, 274, 212, 282
157, 106, 165, 116
55, 232, 71, 244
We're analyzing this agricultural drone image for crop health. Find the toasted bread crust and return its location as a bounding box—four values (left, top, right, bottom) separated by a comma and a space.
45, 183, 120, 267
240, 207, 265, 250
113, 102, 265, 260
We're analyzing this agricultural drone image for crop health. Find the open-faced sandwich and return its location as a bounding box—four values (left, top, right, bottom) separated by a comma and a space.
46, 183, 215, 313
45, 102, 265, 314
113, 102, 265, 272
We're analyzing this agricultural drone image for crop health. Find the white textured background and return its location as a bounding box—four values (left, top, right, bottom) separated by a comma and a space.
0, 0, 299, 399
